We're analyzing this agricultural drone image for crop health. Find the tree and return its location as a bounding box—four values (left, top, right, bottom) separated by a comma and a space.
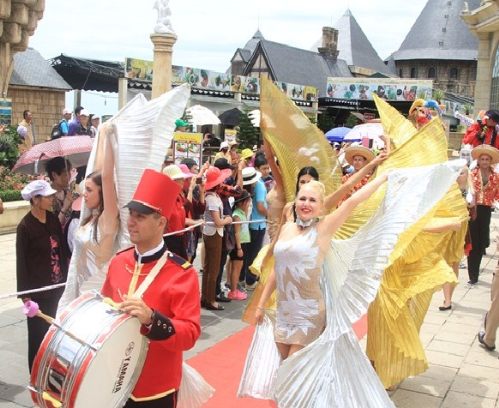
317, 111, 335, 133
236, 106, 260, 150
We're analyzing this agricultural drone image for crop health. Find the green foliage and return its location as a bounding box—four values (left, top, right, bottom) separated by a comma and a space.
0, 190, 22, 202
317, 112, 335, 133
463, 103, 473, 116
236, 106, 260, 150
345, 114, 360, 128
0, 165, 36, 201
0, 125, 22, 169
432, 89, 445, 103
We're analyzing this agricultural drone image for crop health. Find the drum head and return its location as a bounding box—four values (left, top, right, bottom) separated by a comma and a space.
30, 293, 148, 408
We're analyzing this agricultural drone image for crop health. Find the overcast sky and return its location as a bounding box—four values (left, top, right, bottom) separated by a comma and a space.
28, 0, 429, 116
30, 0, 428, 73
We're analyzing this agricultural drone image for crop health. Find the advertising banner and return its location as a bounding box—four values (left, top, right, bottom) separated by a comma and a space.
0, 99, 12, 125
173, 132, 203, 165
125, 58, 154, 81
326, 77, 433, 101
124, 57, 318, 101
172, 66, 231, 91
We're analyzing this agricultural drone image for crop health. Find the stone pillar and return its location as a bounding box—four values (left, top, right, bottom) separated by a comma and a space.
118, 77, 128, 109
0, 43, 13, 99
150, 33, 177, 99
474, 32, 494, 113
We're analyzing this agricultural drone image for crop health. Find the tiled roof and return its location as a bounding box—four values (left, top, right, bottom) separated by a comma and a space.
248, 39, 352, 97
10, 48, 72, 90
392, 0, 479, 61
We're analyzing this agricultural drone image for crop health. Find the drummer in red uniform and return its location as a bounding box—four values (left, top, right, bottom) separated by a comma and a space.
101, 169, 201, 408
462, 110, 499, 149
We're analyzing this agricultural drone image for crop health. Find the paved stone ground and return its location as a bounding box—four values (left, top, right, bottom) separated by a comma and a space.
1, 216, 499, 407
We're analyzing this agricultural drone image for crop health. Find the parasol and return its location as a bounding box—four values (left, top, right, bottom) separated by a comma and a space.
185, 105, 221, 127
325, 127, 351, 142
12, 136, 94, 174
343, 123, 384, 142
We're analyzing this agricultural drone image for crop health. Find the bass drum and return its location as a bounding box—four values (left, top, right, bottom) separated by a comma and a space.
30, 292, 148, 408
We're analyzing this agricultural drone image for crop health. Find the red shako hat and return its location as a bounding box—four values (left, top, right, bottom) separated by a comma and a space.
125, 169, 181, 218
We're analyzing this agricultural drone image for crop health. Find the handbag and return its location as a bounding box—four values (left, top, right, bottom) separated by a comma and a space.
223, 223, 236, 251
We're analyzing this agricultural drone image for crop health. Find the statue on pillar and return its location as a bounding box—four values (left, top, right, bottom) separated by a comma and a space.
153, 0, 175, 34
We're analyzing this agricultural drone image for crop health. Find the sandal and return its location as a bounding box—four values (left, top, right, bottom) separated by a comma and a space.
206, 303, 224, 311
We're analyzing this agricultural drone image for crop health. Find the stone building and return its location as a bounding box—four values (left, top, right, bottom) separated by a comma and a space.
7, 48, 72, 142
0, 0, 45, 102
461, 0, 499, 113
385, 0, 480, 99
230, 9, 393, 97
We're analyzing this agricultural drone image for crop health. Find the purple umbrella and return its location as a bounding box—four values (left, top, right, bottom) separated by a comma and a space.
325, 127, 351, 142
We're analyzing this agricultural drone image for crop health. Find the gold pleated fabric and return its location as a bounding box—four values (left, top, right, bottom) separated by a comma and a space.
259, 76, 343, 202
363, 97, 469, 388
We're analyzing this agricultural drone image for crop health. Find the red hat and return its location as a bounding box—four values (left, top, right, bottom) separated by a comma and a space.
204, 167, 232, 190
125, 169, 181, 218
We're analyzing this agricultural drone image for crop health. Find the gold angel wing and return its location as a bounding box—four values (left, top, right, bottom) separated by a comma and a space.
259, 76, 342, 202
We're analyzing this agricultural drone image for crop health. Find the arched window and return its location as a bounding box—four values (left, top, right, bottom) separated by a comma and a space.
450, 67, 459, 80
410, 67, 418, 78
428, 67, 436, 79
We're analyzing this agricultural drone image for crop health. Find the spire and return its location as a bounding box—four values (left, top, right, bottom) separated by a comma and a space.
392, 0, 479, 61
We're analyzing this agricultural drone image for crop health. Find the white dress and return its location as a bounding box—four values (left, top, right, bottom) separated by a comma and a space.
274, 226, 326, 346
238, 161, 464, 408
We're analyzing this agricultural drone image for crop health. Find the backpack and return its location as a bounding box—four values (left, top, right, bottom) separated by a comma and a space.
51, 121, 63, 140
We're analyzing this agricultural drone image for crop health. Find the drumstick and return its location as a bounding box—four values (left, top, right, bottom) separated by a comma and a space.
23, 301, 98, 351
27, 387, 62, 408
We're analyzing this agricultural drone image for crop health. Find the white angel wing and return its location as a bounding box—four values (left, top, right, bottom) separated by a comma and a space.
111, 84, 191, 248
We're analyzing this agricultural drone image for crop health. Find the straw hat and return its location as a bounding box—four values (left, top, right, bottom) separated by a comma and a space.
344, 146, 375, 165
242, 167, 261, 185
471, 145, 499, 165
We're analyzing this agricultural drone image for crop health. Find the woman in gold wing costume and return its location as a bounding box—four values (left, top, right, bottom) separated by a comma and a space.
362, 97, 469, 389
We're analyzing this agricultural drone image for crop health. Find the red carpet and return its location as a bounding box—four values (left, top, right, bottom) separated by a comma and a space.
187, 314, 368, 407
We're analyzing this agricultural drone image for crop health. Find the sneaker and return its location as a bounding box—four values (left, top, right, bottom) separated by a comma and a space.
224, 282, 231, 290
228, 290, 248, 300
245, 282, 258, 290
459, 261, 466, 269
237, 282, 247, 292
467, 280, 477, 287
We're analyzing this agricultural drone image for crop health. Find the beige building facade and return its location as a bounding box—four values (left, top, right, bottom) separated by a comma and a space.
462, 0, 499, 113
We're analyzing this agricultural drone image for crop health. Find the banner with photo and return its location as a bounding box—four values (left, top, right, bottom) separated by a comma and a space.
274, 81, 319, 101
171, 66, 231, 91
0, 99, 12, 125
326, 77, 433, 101
124, 57, 318, 100
125, 58, 154, 81
173, 132, 203, 166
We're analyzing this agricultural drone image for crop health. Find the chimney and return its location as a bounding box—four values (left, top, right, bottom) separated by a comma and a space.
318, 27, 339, 61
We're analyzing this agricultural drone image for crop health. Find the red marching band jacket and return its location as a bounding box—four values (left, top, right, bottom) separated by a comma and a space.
101, 246, 201, 402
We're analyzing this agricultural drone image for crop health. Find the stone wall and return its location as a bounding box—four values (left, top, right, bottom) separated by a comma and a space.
397, 59, 477, 98
7, 85, 66, 143
448, 131, 465, 150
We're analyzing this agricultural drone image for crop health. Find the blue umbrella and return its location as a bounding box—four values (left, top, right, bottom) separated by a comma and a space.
325, 126, 351, 142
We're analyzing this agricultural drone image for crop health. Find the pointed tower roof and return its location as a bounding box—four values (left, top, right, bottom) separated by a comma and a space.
243, 30, 265, 55
311, 9, 392, 75
392, 0, 480, 61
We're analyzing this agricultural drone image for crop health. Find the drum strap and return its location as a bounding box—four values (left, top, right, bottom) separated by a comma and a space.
131, 251, 169, 299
